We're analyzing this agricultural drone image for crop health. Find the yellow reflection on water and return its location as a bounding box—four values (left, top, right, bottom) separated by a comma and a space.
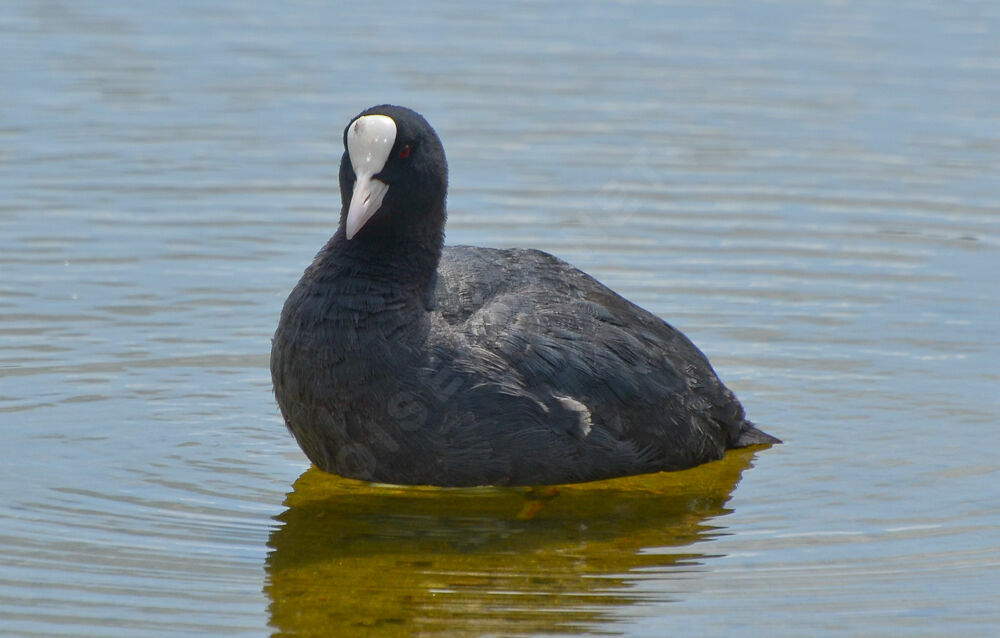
265, 448, 761, 637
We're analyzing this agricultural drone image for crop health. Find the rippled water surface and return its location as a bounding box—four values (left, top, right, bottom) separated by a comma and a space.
2, 1, 999, 636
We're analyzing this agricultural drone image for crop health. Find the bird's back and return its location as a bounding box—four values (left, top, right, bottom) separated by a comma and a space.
412, 245, 770, 484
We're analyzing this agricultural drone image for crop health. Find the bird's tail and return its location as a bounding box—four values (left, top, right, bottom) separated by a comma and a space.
734, 422, 782, 447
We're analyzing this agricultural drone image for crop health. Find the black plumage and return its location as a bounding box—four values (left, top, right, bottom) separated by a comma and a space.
270, 104, 779, 486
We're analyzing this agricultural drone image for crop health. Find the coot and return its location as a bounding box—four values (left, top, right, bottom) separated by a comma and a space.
271, 105, 779, 487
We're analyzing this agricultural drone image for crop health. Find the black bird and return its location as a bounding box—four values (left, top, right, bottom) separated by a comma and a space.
270, 105, 780, 487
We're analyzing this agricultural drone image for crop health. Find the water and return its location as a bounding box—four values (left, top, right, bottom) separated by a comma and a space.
2, 1, 998, 636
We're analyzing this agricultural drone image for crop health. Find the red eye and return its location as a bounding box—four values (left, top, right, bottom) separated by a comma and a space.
398, 145, 412, 159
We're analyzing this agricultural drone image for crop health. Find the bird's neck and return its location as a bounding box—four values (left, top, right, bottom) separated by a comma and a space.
313, 227, 442, 306
290, 231, 438, 379
330, 189, 446, 292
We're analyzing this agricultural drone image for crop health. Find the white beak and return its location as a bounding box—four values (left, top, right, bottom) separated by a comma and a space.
345, 114, 397, 240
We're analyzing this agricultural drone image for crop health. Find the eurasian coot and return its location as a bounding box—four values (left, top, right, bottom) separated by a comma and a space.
271, 105, 779, 486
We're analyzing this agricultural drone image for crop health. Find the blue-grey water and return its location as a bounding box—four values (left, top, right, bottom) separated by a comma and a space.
2, 1, 999, 636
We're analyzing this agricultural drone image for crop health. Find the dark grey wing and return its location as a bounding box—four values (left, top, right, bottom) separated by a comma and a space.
433, 246, 755, 473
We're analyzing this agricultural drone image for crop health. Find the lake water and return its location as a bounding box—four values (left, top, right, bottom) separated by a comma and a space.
2, 1, 998, 636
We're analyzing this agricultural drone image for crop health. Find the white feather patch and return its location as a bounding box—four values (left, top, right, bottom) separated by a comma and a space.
553, 394, 593, 437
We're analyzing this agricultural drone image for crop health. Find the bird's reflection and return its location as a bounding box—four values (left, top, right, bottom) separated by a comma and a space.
265, 448, 761, 637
